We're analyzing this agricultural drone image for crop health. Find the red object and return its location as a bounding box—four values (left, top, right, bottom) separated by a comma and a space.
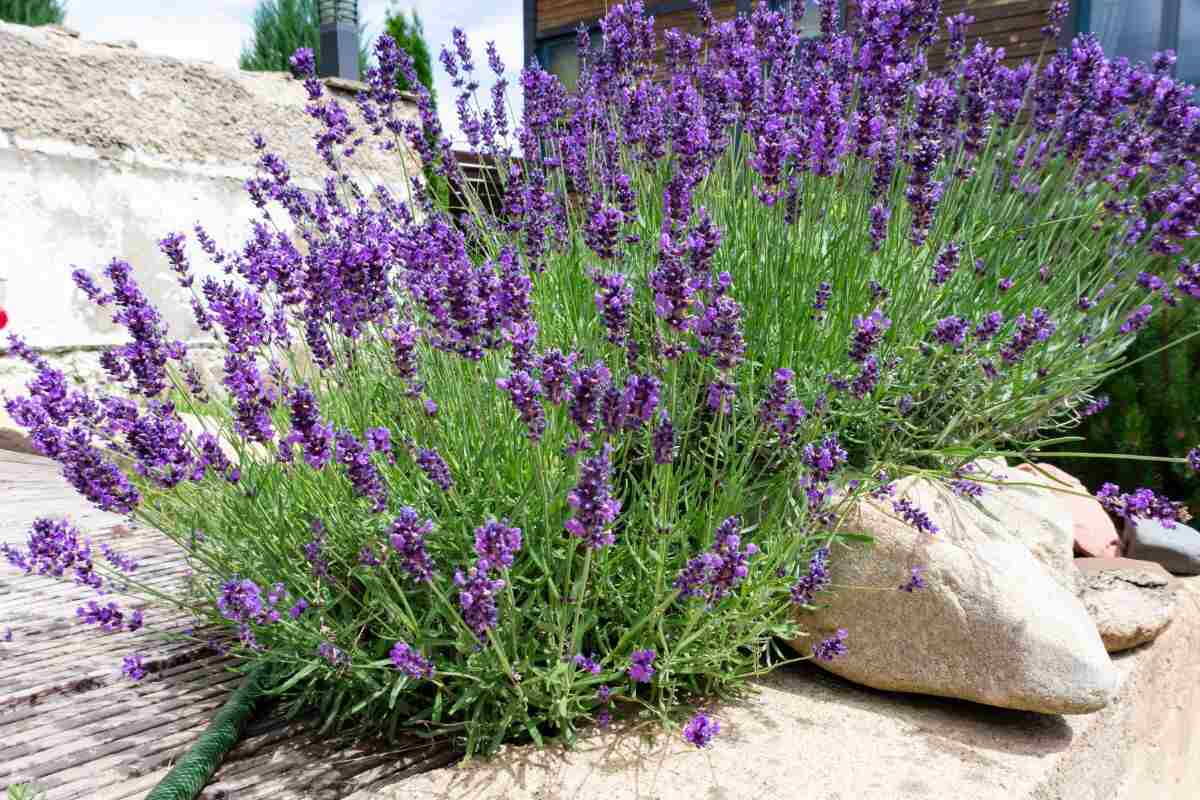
0, 306, 7, 331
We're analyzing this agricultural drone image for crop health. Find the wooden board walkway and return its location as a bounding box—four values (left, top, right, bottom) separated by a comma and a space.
1, 451, 453, 799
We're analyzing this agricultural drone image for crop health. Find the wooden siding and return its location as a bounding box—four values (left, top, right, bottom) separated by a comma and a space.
537, 0, 611, 36
534, 0, 1054, 72
537, 0, 738, 38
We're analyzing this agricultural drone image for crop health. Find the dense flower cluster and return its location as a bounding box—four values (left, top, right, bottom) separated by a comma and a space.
4, 0, 1198, 755
674, 516, 759, 605
390, 641, 434, 680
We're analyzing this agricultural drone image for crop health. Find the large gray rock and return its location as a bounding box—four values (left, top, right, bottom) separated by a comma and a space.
1076, 557, 1176, 652
969, 460, 1077, 593
792, 477, 1118, 714
1123, 518, 1200, 576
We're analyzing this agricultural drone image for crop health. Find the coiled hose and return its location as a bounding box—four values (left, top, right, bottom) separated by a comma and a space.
145, 662, 273, 800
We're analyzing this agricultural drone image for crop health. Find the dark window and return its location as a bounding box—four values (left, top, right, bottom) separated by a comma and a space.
1077, 0, 1200, 84
537, 31, 602, 92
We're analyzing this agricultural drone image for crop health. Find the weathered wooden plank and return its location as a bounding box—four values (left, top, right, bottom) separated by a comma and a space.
0, 452, 449, 799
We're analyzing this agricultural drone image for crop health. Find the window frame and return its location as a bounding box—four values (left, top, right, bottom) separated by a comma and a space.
1074, 0, 1185, 73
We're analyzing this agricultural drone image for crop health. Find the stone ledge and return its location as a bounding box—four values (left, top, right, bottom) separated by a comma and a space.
349, 577, 1200, 800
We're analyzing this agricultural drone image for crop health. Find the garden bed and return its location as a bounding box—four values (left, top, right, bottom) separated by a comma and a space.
353, 577, 1200, 800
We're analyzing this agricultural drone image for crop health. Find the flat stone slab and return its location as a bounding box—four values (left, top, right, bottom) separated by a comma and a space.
352, 578, 1200, 800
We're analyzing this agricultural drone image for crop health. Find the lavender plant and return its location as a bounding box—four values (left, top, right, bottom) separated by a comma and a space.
4, 1, 1200, 754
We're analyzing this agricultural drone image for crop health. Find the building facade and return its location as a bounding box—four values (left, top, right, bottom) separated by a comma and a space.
524, 1, 1198, 86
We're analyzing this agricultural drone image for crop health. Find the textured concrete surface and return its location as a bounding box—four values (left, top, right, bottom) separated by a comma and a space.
0, 19, 418, 351
350, 576, 1200, 800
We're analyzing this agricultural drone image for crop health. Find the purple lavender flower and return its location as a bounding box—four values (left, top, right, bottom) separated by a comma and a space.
2, 628, 11, 642
892, 498, 939, 535
1082, 395, 1110, 417
1042, 0, 1070, 38
850, 356, 880, 399
387, 508, 436, 582
565, 445, 621, 549
653, 411, 675, 465
802, 435, 849, 483
572, 653, 602, 674
497, 371, 547, 442
849, 310, 891, 362
1096, 483, 1184, 528
122, 653, 147, 681
538, 349, 576, 404
2, 517, 101, 590
950, 479, 984, 498
454, 567, 505, 640
597, 684, 613, 703
899, 566, 927, 592
290, 47, 316, 78
683, 713, 720, 748
217, 578, 265, 623
695, 292, 746, 371
1000, 309, 1056, 364
284, 385, 335, 469
390, 641, 434, 680
473, 519, 523, 573
932, 315, 968, 348
628, 649, 656, 683
415, 447, 453, 492
973, 311, 1004, 341
318, 641, 347, 665
674, 516, 759, 605
1187, 447, 1200, 473
758, 368, 807, 447
812, 281, 833, 322
288, 598, 309, 619
998, 277, 1014, 292
931, 242, 960, 286
1119, 304, 1153, 335
592, 270, 633, 345
620, 375, 661, 430
811, 628, 848, 661
76, 600, 125, 632
597, 708, 612, 728
706, 379, 736, 415
790, 546, 831, 606
568, 361, 612, 434
101, 543, 139, 573
868, 205, 890, 251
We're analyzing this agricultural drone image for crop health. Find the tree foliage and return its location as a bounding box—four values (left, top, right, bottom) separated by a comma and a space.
1055, 305, 1200, 513
383, 6, 435, 99
0, 0, 66, 26
239, 0, 368, 76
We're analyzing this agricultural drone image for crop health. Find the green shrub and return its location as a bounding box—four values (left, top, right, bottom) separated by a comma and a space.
4, 2, 1197, 756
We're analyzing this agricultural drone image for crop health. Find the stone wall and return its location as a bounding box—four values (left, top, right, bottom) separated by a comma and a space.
0, 21, 419, 447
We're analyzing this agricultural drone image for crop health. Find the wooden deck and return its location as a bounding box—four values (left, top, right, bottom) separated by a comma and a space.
0, 451, 452, 799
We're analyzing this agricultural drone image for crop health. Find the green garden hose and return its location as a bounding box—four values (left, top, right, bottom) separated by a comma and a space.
145, 662, 273, 800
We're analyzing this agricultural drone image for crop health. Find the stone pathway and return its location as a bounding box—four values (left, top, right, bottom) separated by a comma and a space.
0, 452, 452, 799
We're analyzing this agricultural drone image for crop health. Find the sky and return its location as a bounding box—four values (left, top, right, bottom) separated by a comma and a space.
64, 1, 525, 141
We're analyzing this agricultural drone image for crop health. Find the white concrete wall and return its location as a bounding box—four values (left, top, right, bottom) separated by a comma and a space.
0, 135, 261, 348
0, 21, 419, 446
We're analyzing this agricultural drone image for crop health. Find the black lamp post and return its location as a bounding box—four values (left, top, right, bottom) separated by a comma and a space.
318, 0, 359, 81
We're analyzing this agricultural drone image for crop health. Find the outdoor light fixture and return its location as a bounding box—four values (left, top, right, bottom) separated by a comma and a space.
318, 0, 359, 81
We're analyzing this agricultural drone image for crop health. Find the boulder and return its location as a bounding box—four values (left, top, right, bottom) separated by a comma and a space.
792, 476, 1118, 714
1015, 463, 1121, 558
970, 461, 1077, 592
1076, 557, 1176, 652
1123, 517, 1200, 576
